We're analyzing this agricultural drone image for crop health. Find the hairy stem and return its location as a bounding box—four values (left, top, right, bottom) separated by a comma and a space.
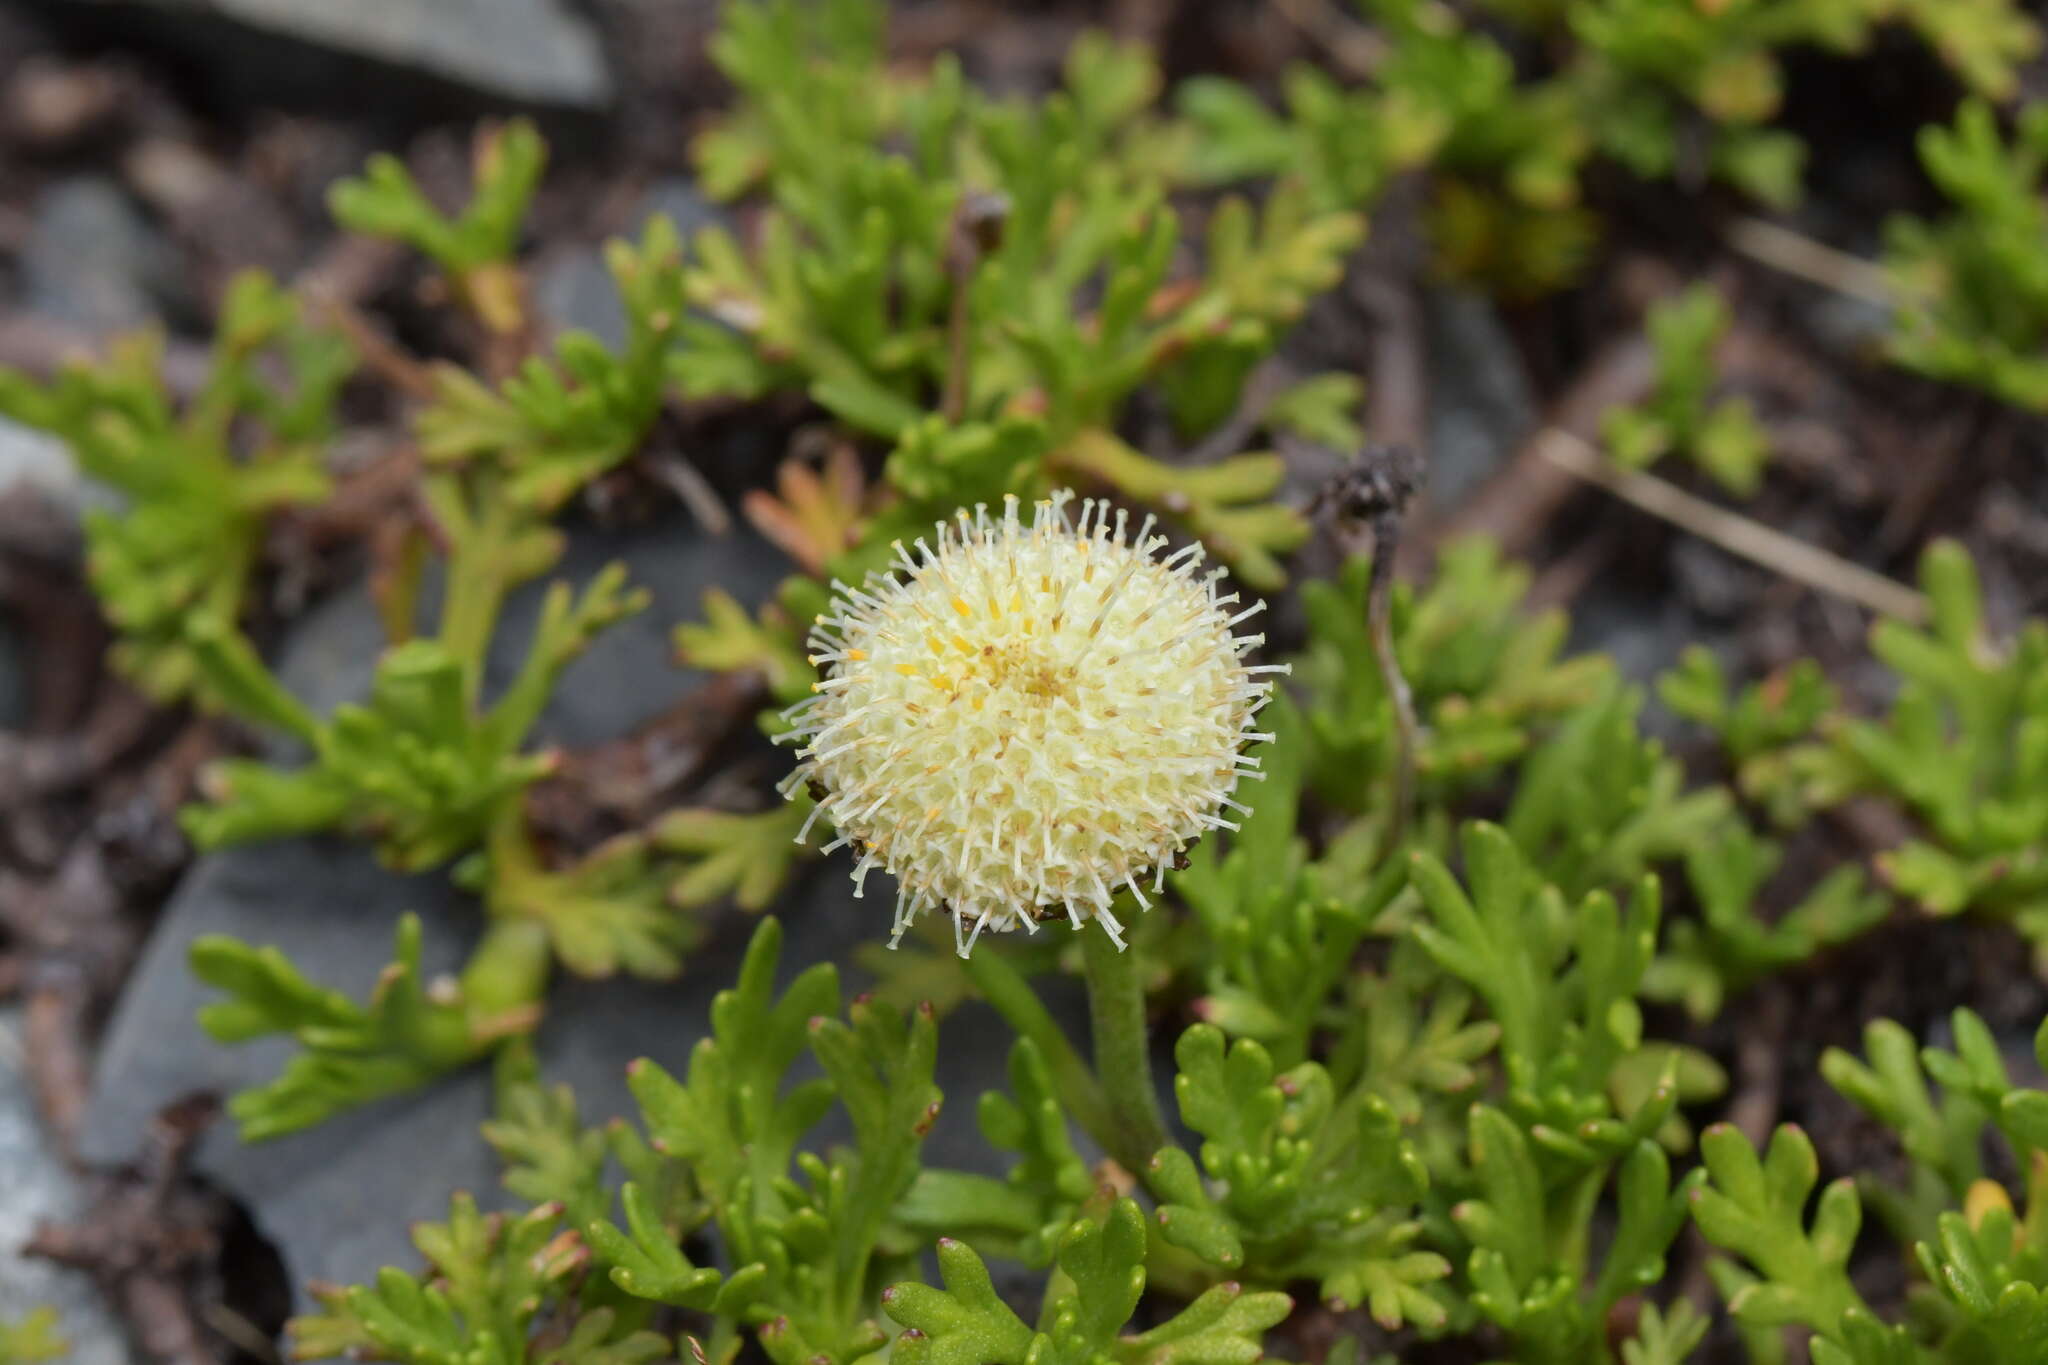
961, 945, 1118, 1155
1317, 446, 1425, 860
940, 190, 1007, 424
1366, 510, 1419, 859
941, 262, 973, 425
1079, 921, 1170, 1176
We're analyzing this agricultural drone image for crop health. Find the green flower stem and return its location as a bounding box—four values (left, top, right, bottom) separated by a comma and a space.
1079, 920, 1171, 1176
961, 946, 1118, 1156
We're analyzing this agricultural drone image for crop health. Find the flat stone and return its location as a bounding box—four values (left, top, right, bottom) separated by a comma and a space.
534, 250, 629, 351
1569, 579, 1710, 708
20, 176, 170, 334
635, 177, 726, 248
535, 179, 729, 350
0, 1009, 134, 1365
57, 0, 611, 109
0, 419, 82, 513
82, 515, 1094, 1306
1425, 288, 1535, 508
80, 519, 779, 1282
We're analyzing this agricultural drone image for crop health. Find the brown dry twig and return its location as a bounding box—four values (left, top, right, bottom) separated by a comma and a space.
27, 1093, 231, 1365
277, 440, 424, 551
1725, 216, 1894, 308
1, 845, 138, 1160
294, 232, 409, 311
1535, 427, 1929, 623
0, 486, 104, 737
317, 295, 438, 402
1269, 0, 1386, 76
525, 670, 771, 851
639, 446, 734, 535
1181, 359, 1295, 467
0, 689, 162, 812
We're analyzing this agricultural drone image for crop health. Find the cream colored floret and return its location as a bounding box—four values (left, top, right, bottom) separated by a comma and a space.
780, 491, 1283, 955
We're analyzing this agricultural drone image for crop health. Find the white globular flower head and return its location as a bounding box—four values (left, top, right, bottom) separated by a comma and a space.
778, 491, 1286, 956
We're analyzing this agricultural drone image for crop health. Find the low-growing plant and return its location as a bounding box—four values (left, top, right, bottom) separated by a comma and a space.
9, 0, 1383, 1142
0, 237, 705, 1143
675, 0, 1356, 583
1602, 284, 1771, 496
134, 124, 738, 1137
1178, 1, 1601, 296
1694, 1007, 2048, 1362
1885, 100, 2048, 411
329, 118, 546, 335
1658, 645, 1843, 827
298, 753, 1756, 1365
1820, 541, 2048, 965
1645, 820, 1892, 1022
0, 271, 352, 703
1291, 536, 1611, 816
661, 0, 1381, 910
1181, 0, 2038, 296
294, 917, 1294, 1365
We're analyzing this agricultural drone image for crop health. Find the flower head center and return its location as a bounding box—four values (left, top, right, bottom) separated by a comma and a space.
967, 640, 1075, 703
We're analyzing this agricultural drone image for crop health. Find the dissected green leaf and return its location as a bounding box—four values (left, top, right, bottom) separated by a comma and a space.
0, 274, 350, 704
192, 913, 541, 1140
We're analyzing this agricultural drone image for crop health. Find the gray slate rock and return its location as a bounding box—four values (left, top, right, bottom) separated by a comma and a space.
534, 250, 630, 352
1567, 579, 1724, 741
59, 0, 611, 109
636, 178, 726, 248
535, 178, 729, 350
0, 1008, 133, 1363
0, 414, 143, 534
1425, 288, 1535, 508
0, 420, 81, 514
82, 515, 1090, 1307
80, 519, 781, 1287
21, 177, 172, 334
